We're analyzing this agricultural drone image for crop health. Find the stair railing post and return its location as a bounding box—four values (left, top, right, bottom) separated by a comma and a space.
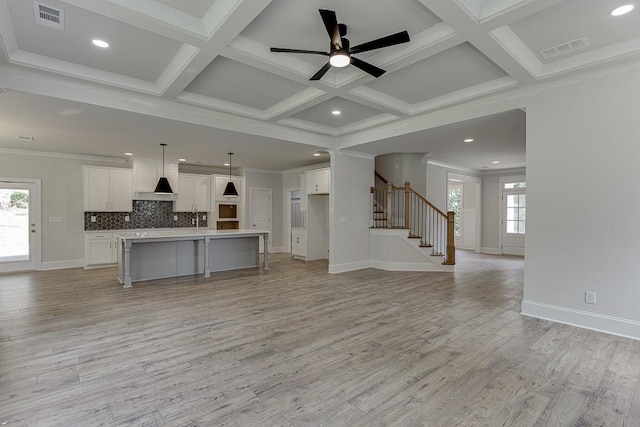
404, 182, 411, 230
444, 211, 456, 265
386, 182, 393, 228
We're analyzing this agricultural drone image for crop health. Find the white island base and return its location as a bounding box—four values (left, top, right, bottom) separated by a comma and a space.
116, 229, 269, 288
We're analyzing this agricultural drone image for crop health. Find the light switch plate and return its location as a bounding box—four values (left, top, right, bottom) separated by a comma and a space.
48, 216, 63, 223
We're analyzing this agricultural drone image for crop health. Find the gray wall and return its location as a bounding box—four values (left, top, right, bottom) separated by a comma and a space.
244, 170, 284, 251
375, 153, 426, 195
0, 152, 128, 267
481, 174, 500, 252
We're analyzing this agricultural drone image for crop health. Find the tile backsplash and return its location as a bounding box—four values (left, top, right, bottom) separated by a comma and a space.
84, 200, 208, 230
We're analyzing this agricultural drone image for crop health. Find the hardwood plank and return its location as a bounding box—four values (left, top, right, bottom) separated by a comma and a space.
0, 251, 637, 425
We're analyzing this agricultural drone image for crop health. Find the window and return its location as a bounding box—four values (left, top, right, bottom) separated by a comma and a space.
504, 182, 526, 189
448, 185, 462, 235
506, 193, 526, 234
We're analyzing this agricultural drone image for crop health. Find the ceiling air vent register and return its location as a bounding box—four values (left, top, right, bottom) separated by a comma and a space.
33, 2, 64, 31
538, 37, 589, 60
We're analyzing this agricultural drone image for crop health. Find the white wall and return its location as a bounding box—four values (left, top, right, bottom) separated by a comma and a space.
329, 152, 374, 273
0, 151, 128, 268
481, 174, 500, 253
426, 162, 448, 212
523, 64, 640, 339
375, 153, 427, 194
244, 170, 283, 252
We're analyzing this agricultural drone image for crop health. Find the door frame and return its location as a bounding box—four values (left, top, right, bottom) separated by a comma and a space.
284, 188, 297, 253
447, 172, 482, 253
499, 175, 526, 256
250, 187, 273, 252
0, 177, 42, 272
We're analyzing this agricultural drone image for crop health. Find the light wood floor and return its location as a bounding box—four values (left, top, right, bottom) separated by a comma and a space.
1, 252, 638, 426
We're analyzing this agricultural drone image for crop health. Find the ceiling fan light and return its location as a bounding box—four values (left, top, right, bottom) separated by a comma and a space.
329, 52, 350, 67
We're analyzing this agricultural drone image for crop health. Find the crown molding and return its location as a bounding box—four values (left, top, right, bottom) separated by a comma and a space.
0, 147, 127, 163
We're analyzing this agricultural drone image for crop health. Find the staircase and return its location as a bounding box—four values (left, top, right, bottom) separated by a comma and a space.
370, 181, 455, 266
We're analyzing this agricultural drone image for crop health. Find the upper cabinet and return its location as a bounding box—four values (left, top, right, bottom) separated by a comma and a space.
83, 166, 133, 212
213, 175, 243, 202
306, 168, 330, 195
132, 158, 178, 194
174, 174, 210, 212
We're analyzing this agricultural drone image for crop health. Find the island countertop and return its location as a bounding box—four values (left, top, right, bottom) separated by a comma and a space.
115, 228, 269, 242
115, 229, 269, 287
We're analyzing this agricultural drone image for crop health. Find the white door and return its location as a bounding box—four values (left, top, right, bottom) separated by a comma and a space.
250, 188, 272, 253
502, 190, 526, 256
0, 179, 41, 272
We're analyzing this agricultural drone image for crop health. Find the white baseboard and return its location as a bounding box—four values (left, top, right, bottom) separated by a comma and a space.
521, 300, 640, 341
480, 247, 501, 255
269, 246, 285, 253
329, 260, 371, 274
42, 259, 84, 270
370, 260, 451, 272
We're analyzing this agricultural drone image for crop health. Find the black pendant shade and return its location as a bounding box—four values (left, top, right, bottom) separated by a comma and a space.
222, 152, 239, 197
154, 143, 173, 194
223, 181, 238, 197
154, 176, 173, 194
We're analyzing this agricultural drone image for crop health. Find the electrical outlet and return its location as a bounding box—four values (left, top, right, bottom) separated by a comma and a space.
173, 215, 178, 221
202, 215, 206, 220
124, 215, 130, 222
585, 291, 596, 304
90, 216, 97, 222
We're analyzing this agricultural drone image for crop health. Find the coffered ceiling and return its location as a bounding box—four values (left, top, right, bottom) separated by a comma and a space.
0, 0, 638, 171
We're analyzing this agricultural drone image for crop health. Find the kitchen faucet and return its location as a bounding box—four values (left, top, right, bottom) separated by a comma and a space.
192, 206, 199, 233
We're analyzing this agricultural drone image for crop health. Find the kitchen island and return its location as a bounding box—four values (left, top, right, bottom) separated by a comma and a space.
115, 229, 269, 287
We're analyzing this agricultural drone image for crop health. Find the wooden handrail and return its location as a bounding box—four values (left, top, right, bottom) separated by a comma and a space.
374, 171, 389, 184
408, 187, 447, 218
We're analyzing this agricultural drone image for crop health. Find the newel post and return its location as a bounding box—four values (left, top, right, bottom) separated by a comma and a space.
444, 211, 456, 265
404, 182, 411, 229
386, 182, 394, 228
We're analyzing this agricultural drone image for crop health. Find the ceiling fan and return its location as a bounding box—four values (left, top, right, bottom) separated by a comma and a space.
269, 9, 410, 81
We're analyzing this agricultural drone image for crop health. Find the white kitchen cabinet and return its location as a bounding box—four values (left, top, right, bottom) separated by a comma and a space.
213, 175, 243, 202
174, 174, 210, 212
306, 168, 330, 195
133, 158, 179, 194
85, 232, 117, 267
291, 228, 307, 259
83, 167, 132, 211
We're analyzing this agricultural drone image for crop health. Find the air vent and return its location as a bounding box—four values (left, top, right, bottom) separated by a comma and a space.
18, 136, 35, 142
33, 2, 64, 30
538, 37, 589, 60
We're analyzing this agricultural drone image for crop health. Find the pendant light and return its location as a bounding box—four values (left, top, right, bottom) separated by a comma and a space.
223, 152, 239, 197
154, 143, 173, 194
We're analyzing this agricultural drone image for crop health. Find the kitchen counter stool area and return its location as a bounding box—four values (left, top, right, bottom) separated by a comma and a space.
115, 229, 269, 288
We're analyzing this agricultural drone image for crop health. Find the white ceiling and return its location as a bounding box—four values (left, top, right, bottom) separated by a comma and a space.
0, 0, 639, 171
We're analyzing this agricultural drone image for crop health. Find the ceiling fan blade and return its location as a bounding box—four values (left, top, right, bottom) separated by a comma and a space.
319, 9, 341, 49
310, 62, 332, 81
350, 30, 410, 54
350, 57, 386, 78
270, 47, 329, 55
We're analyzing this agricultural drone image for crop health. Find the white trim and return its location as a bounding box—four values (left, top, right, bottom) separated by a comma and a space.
0, 147, 126, 163
480, 247, 502, 255
43, 259, 84, 270
499, 174, 526, 255
328, 260, 371, 274
336, 149, 375, 160
369, 260, 452, 272
521, 300, 640, 341
269, 246, 285, 253
0, 177, 42, 272
427, 159, 478, 174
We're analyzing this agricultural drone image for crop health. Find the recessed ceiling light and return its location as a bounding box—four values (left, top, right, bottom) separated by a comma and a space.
224, 163, 230, 166
313, 153, 321, 157
492, 161, 500, 164
463, 138, 474, 143
611, 4, 634, 16
331, 110, 341, 115
124, 152, 133, 156
92, 39, 109, 48
178, 158, 187, 162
